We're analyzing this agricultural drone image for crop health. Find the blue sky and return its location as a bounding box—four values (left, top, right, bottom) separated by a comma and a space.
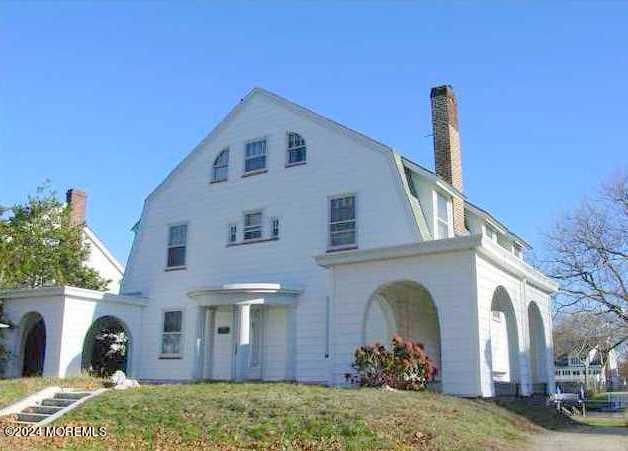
1, 2, 626, 264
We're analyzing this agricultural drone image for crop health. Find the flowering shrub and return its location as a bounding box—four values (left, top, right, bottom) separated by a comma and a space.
351, 335, 438, 391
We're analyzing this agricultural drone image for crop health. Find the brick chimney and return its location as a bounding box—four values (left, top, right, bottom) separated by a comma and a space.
430, 85, 466, 235
66, 188, 87, 226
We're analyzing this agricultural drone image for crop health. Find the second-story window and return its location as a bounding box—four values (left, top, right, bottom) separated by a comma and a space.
436, 192, 450, 239
287, 132, 306, 165
167, 224, 187, 268
212, 148, 229, 183
245, 139, 267, 174
329, 195, 356, 249
243, 211, 263, 241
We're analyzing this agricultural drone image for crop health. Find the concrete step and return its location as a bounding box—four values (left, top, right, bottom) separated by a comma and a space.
54, 391, 93, 400
23, 405, 65, 415
41, 398, 76, 408
16, 412, 50, 423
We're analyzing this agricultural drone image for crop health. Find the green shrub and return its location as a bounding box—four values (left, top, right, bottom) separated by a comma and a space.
352, 335, 437, 390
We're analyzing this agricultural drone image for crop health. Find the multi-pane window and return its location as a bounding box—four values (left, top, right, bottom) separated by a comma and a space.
243, 212, 263, 241
271, 217, 280, 239
212, 149, 229, 182
287, 132, 306, 165
245, 139, 267, 173
485, 225, 497, 241
436, 192, 450, 239
513, 243, 522, 258
161, 310, 183, 356
329, 195, 356, 249
167, 224, 187, 268
228, 224, 237, 244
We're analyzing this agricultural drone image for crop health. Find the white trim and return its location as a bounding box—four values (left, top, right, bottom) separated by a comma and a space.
243, 210, 264, 241
0, 286, 148, 307
286, 131, 307, 166
211, 147, 230, 183
315, 234, 558, 293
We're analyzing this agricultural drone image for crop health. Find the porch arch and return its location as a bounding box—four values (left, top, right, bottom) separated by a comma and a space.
81, 315, 132, 377
490, 286, 521, 393
362, 280, 442, 380
528, 301, 547, 389
18, 311, 47, 377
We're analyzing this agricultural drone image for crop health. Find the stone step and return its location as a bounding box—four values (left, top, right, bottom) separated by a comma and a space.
41, 398, 75, 408
54, 391, 93, 400
16, 412, 50, 423
23, 405, 65, 415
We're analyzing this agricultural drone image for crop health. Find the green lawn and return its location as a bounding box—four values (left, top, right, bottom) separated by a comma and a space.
0, 379, 566, 450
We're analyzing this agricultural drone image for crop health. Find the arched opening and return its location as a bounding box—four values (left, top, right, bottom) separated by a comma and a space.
20, 312, 46, 377
81, 316, 131, 377
363, 281, 441, 382
490, 286, 521, 395
528, 301, 547, 393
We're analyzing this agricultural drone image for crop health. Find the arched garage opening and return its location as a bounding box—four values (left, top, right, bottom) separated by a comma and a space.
81, 316, 131, 377
363, 281, 441, 382
490, 286, 521, 395
19, 312, 46, 377
528, 301, 547, 394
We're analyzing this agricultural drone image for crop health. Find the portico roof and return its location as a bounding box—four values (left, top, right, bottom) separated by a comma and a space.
187, 283, 302, 306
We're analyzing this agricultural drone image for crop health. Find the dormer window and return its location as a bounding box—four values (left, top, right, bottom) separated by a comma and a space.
287, 132, 306, 166
212, 149, 229, 183
436, 192, 450, 239
513, 243, 522, 258
485, 225, 497, 241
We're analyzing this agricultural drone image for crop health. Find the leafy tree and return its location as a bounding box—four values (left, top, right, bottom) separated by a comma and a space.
0, 185, 110, 290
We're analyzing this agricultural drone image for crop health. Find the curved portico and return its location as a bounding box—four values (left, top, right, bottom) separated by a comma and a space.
188, 284, 301, 381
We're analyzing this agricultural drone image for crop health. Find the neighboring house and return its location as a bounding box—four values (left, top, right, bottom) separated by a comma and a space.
555, 347, 621, 388
0, 85, 558, 397
66, 189, 125, 294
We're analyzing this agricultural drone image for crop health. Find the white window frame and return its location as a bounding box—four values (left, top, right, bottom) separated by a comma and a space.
166, 222, 188, 269
328, 193, 358, 251
243, 137, 268, 175
434, 191, 451, 239
211, 148, 230, 183
286, 132, 307, 167
243, 210, 264, 241
160, 308, 184, 359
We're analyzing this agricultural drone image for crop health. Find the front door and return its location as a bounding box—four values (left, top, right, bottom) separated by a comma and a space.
247, 306, 263, 380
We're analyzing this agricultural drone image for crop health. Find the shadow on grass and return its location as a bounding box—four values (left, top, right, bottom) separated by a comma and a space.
493, 399, 580, 431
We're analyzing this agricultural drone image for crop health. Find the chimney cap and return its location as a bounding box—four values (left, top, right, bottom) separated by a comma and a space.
430, 85, 456, 98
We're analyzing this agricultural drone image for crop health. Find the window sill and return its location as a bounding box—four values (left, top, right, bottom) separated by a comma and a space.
227, 237, 279, 247
210, 179, 227, 185
242, 169, 268, 178
165, 266, 187, 272
285, 161, 307, 168
326, 245, 358, 253
159, 355, 183, 360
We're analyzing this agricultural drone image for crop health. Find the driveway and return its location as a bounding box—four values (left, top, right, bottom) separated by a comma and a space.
529, 425, 628, 450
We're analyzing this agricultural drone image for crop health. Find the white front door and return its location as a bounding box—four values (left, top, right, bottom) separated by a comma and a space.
247, 306, 263, 380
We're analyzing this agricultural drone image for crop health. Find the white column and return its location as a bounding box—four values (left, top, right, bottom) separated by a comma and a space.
518, 280, 532, 396
235, 304, 250, 380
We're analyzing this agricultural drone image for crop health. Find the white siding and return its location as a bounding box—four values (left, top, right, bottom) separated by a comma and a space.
121, 91, 418, 382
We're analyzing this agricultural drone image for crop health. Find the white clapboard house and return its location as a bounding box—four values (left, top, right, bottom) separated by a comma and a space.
0, 86, 558, 397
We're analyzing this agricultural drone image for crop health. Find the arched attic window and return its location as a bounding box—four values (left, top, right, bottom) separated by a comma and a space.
212, 148, 229, 183
286, 132, 306, 166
